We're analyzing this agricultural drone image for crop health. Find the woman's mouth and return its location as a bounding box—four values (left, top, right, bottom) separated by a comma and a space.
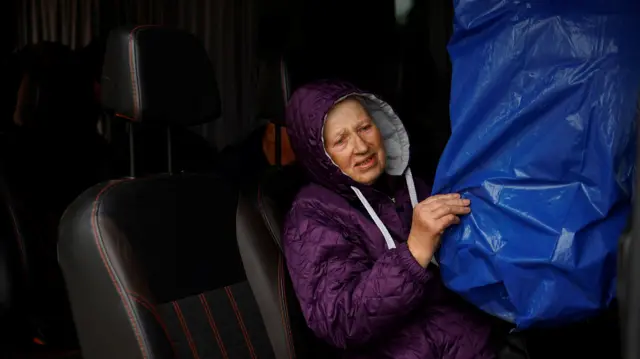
355, 155, 376, 170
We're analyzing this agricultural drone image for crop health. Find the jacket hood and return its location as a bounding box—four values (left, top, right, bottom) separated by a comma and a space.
285, 80, 411, 197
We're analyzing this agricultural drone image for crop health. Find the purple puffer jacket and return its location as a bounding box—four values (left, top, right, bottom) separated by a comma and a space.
283, 81, 496, 359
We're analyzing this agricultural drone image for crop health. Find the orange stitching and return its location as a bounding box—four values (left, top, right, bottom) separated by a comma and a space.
199, 294, 229, 359
278, 256, 296, 359
91, 179, 148, 358
225, 287, 257, 359
128, 291, 177, 356
115, 113, 135, 121
173, 301, 200, 359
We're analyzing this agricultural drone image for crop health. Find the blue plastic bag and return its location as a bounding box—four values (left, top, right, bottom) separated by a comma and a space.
433, 0, 640, 329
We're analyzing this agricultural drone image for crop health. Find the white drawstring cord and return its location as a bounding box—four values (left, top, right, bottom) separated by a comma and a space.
351, 168, 438, 266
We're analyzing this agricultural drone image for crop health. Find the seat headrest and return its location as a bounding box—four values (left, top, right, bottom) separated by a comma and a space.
279, 57, 292, 107
257, 56, 291, 126
271, 57, 292, 126
101, 26, 221, 126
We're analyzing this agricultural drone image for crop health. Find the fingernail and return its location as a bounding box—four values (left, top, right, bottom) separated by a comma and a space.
463, 199, 471, 205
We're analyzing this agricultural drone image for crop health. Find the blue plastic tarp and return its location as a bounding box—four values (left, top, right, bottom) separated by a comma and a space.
433, 0, 640, 329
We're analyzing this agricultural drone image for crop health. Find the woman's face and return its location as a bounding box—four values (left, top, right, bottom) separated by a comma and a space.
323, 98, 386, 185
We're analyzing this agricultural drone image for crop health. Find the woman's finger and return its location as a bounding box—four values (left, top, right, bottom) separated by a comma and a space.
425, 198, 470, 211
430, 205, 470, 219
436, 214, 460, 231
423, 193, 460, 204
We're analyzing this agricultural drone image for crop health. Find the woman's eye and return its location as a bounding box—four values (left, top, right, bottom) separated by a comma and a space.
360, 124, 372, 132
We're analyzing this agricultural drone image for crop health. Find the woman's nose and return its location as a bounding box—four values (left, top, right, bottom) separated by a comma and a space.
353, 134, 369, 154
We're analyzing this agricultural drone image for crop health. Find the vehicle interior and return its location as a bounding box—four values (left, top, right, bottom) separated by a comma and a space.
1, 0, 638, 359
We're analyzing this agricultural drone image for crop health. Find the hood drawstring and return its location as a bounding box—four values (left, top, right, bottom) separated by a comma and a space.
351, 168, 438, 266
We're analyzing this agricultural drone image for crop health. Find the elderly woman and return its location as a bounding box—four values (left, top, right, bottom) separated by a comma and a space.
282, 81, 497, 359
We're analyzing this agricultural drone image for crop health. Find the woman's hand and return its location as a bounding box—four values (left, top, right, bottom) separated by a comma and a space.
407, 193, 470, 268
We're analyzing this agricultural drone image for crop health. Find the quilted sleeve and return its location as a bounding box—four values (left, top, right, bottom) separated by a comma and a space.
283, 215, 435, 349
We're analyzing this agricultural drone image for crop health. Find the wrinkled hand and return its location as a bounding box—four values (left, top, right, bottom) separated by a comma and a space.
407, 193, 471, 268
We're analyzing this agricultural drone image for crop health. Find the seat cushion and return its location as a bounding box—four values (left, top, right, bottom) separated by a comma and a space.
156, 282, 273, 358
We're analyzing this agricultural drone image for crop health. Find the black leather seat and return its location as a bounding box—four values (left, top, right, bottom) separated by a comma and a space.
235, 59, 338, 359
58, 26, 277, 359
236, 165, 339, 359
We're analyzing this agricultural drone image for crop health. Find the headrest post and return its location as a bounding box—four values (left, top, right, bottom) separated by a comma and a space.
167, 127, 173, 174
127, 123, 136, 178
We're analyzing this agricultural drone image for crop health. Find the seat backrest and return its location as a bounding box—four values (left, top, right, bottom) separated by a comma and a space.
59, 26, 276, 359
60, 175, 276, 359
236, 57, 337, 358
237, 167, 340, 359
